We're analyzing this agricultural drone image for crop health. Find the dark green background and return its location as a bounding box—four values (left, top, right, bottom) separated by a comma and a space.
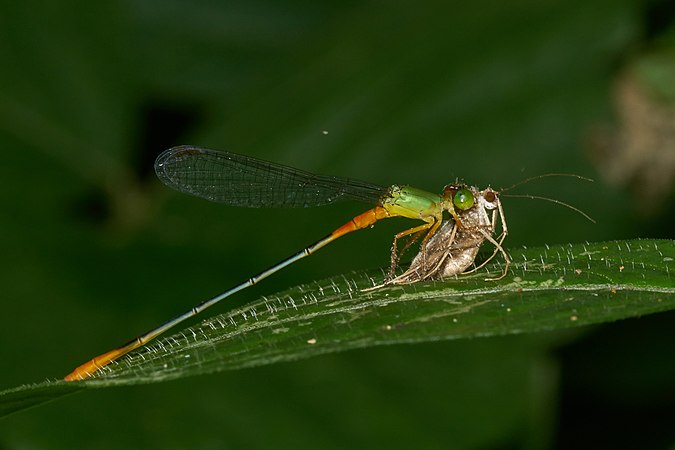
1, 0, 673, 448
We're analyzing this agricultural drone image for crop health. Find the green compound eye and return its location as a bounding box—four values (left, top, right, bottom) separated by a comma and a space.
453, 189, 474, 210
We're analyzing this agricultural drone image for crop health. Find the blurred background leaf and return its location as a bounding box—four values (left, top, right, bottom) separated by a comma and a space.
0, 0, 673, 448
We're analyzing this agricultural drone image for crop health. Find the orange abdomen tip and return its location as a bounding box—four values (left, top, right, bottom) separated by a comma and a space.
64, 346, 132, 381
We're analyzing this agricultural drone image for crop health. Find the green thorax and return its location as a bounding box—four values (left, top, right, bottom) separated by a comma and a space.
382, 185, 443, 220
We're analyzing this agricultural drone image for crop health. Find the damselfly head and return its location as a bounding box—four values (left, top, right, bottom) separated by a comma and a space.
442, 183, 476, 211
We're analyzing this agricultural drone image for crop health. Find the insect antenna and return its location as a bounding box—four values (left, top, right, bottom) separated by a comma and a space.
500, 173, 595, 223
501, 173, 593, 193
501, 193, 596, 223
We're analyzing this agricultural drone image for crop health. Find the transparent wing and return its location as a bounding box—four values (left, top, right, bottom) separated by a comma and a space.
154, 146, 389, 208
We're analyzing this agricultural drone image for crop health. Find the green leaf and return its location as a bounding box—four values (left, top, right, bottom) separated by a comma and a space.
2, 239, 673, 419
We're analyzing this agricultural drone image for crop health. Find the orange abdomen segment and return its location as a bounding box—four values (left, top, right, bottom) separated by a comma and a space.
331, 206, 390, 239
64, 342, 137, 381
